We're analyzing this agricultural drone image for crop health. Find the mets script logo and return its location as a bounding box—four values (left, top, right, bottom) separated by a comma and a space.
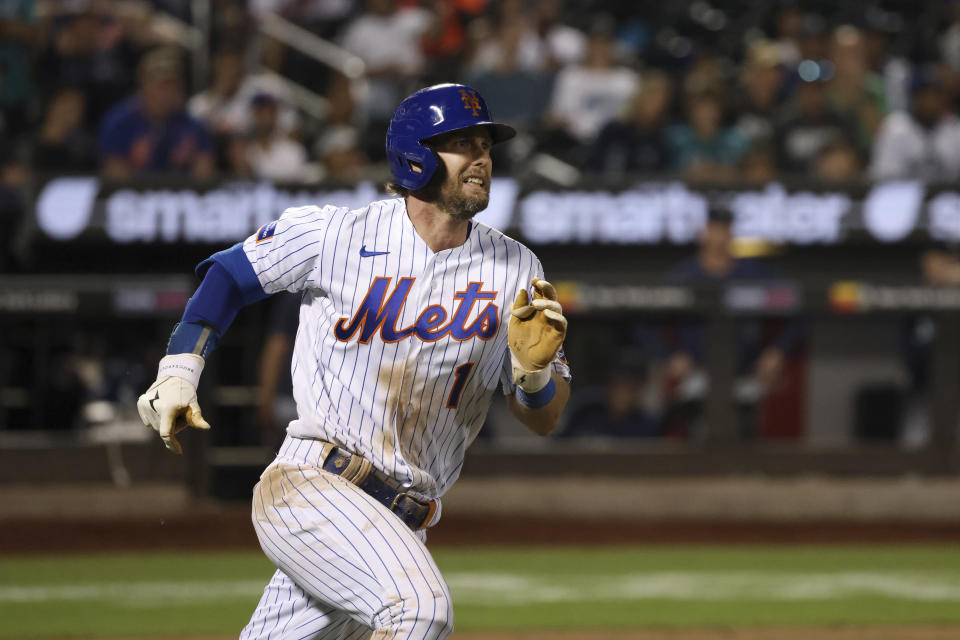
460, 89, 482, 116
335, 278, 498, 344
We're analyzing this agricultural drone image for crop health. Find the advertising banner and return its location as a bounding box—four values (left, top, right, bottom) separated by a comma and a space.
28, 177, 960, 247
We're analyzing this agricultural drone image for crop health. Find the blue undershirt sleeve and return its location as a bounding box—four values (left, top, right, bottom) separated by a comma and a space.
186, 243, 269, 331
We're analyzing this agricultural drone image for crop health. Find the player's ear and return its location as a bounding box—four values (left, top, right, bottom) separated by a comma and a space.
408, 160, 423, 174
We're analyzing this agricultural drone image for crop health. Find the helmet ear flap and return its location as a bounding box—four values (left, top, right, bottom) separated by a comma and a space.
389, 139, 438, 190
411, 149, 439, 190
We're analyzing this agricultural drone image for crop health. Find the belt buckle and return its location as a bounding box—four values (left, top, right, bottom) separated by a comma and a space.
389, 491, 411, 512
390, 492, 438, 530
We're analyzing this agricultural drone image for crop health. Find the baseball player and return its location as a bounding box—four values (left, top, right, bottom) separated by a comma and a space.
137, 83, 571, 640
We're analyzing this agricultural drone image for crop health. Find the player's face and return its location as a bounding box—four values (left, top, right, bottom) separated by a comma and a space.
431, 128, 493, 220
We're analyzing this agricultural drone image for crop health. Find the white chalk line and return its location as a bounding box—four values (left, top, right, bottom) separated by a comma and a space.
2, 572, 960, 606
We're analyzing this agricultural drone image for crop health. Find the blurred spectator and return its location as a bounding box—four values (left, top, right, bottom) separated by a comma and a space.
419, 0, 471, 83
187, 47, 298, 139
466, 0, 545, 75
35, 9, 140, 130
941, 2, 960, 74
314, 125, 368, 182
228, 92, 313, 182
462, 2, 557, 135
582, 70, 672, 176
339, 0, 432, 123
661, 207, 807, 439
825, 25, 886, 152
869, 66, 960, 181
732, 40, 785, 147
862, 12, 911, 115
769, 4, 804, 68
681, 52, 727, 104
559, 350, 660, 439
533, 0, 586, 70
0, 0, 39, 133
773, 74, 856, 175
33, 88, 97, 173
739, 143, 779, 184
667, 91, 749, 182
543, 18, 638, 145
815, 138, 863, 183
98, 48, 215, 180
38, 346, 86, 430
898, 242, 960, 448
256, 292, 301, 447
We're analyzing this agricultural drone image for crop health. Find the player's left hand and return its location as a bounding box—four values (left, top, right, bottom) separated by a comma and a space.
508, 278, 567, 371
136, 375, 211, 454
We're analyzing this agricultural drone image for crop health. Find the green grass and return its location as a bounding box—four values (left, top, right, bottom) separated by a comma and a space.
1, 546, 959, 637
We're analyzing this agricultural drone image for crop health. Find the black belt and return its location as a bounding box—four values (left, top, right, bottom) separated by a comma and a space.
320, 445, 437, 531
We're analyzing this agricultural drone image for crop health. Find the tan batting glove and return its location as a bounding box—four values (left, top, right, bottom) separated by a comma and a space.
508, 278, 567, 391
136, 354, 211, 454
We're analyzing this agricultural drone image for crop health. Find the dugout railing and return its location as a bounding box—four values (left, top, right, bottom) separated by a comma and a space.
1, 275, 959, 494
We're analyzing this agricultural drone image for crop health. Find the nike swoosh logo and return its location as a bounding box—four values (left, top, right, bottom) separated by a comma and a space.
359, 245, 390, 258
149, 390, 160, 414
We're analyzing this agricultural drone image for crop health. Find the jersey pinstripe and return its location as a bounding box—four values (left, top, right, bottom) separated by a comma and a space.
242, 197, 571, 504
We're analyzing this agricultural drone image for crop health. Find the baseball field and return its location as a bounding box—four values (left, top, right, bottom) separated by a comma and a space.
3, 545, 960, 639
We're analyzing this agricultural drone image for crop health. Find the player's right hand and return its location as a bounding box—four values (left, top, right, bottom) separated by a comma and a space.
137, 375, 210, 454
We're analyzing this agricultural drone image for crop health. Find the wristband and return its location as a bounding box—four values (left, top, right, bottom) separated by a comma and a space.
516, 377, 556, 409
158, 353, 205, 389
167, 321, 220, 359
510, 351, 551, 392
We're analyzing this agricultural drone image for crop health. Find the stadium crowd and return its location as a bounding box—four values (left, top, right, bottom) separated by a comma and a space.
5, 0, 960, 444
2, 0, 960, 186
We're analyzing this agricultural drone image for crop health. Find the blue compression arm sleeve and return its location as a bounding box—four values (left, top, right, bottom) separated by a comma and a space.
166, 243, 270, 357
185, 243, 269, 332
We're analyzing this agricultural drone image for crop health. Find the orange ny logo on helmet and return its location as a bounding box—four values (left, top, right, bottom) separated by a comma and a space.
459, 89, 482, 116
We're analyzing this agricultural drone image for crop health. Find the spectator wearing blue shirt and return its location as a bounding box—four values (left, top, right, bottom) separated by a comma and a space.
99, 48, 214, 180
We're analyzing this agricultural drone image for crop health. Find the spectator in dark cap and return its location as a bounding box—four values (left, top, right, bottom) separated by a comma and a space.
870, 64, 960, 181
660, 206, 807, 439
98, 48, 215, 180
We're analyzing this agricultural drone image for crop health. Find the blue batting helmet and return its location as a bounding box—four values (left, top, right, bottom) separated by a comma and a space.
386, 83, 516, 190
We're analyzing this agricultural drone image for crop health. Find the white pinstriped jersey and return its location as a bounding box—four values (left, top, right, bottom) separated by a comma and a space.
242, 197, 570, 500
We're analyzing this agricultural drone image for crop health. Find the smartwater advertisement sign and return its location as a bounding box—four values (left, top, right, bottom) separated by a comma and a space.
30, 177, 960, 246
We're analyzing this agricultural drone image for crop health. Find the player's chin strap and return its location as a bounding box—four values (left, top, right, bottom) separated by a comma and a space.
511, 351, 556, 409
